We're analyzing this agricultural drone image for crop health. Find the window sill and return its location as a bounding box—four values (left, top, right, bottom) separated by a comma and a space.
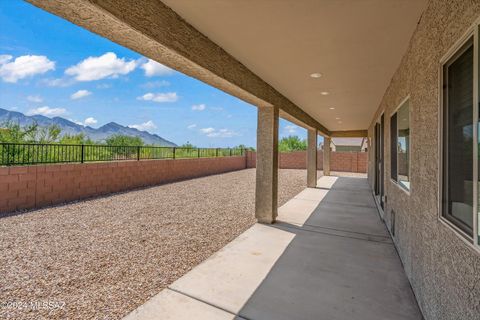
399, 180, 410, 190
390, 178, 411, 196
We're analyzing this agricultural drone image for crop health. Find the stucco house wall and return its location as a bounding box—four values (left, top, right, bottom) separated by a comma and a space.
367, 1, 480, 319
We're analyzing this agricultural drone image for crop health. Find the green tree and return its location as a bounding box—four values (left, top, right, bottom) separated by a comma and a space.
105, 134, 144, 146
0, 122, 36, 143
180, 141, 196, 148
0, 122, 64, 165
59, 133, 94, 145
278, 135, 307, 152
37, 124, 61, 143
234, 144, 255, 151
0, 121, 60, 143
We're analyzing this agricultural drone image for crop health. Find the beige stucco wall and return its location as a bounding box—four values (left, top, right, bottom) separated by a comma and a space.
367, 1, 480, 319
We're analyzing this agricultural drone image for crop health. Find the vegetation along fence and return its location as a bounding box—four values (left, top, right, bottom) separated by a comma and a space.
0, 143, 246, 166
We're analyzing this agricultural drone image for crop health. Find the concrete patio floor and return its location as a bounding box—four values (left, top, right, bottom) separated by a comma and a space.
124, 176, 422, 320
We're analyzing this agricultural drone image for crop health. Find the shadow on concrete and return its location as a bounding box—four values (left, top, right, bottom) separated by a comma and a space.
236, 177, 422, 320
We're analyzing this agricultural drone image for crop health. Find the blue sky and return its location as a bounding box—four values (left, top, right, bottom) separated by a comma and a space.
0, 0, 307, 147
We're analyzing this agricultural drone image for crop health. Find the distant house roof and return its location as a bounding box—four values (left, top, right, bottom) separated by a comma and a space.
320, 137, 367, 151
332, 138, 362, 146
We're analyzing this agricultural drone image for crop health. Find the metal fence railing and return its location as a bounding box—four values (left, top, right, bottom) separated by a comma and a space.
0, 143, 246, 166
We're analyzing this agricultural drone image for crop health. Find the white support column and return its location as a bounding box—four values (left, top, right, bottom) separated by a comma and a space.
307, 129, 318, 188
255, 106, 279, 224
323, 137, 331, 176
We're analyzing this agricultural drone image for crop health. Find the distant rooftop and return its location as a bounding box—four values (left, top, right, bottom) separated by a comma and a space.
320, 137, 367, 152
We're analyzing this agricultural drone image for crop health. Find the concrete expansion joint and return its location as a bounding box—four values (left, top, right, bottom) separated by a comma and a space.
278, 222, 394, 245
321, 200, 377, 209
302, 223, 392, 239
165, 287, 251, 320
291, 196, 326, 202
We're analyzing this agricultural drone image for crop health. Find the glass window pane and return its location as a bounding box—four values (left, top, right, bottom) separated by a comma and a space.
442, 38, 474, 236
391, 112, 398, 181
397, 101, 410, 190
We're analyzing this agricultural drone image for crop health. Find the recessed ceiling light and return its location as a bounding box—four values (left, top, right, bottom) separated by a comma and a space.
310, 73, 322, 78
320, 91, 329, 95
335, 117, 340, 120
329, 107, 335, 110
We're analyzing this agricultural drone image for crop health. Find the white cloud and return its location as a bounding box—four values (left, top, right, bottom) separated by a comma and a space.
96, 83, 111, 89
70, 89, 92, 100
40, 77, 75, 87
128, 120, 157, 131
192, 103, 206, 111
65, 52, 136, 81
0, 55, 11, 64
140, 80, 170, 88
284, 125, 297, 134
200, 127, 215, 134
141, 59, 174, 77
27, 95, 43, 103
72, 117, 98, 127
214, 129, 239, 138
0, 55, 55, 83
26, 106, 66, 117
84, 117, 97, 126
187, 124, 197, 129
137, 92, 178, 103
200, 127, 239, 138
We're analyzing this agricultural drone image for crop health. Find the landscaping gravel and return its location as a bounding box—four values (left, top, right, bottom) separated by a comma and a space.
0, 168, 312, 320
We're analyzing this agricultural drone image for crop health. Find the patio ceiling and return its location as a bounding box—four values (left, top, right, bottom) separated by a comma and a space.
162, 0, 427, 131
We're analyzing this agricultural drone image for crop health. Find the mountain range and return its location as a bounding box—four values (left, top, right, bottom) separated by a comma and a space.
0, 108, 177, 146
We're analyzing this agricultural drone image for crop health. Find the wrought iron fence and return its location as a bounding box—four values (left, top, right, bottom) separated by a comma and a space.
0, 143, 246, 166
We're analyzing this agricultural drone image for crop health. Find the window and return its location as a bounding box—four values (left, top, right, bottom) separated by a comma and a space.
441, 29, 480, 249
390, 99, 410, 191
390, 113, 397, 181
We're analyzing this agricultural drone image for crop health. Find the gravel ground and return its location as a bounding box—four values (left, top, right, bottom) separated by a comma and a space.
0, 168, 312, 320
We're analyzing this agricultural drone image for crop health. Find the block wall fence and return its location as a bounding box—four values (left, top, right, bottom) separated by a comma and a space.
0, 157, 246, 214
246, 150, 367, 173
1, 150, 366, 214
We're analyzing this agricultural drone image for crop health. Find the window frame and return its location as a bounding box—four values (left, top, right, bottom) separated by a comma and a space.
438, 21, 479, 252
389, 96, 411, 195
442, 37, 475, 237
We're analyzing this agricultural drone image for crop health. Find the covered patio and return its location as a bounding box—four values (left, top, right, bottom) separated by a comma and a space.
125, 175, 420, 320
22, 1, 480, 319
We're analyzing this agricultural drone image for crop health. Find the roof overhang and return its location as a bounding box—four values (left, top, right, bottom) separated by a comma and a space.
162, 0, 426, 132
